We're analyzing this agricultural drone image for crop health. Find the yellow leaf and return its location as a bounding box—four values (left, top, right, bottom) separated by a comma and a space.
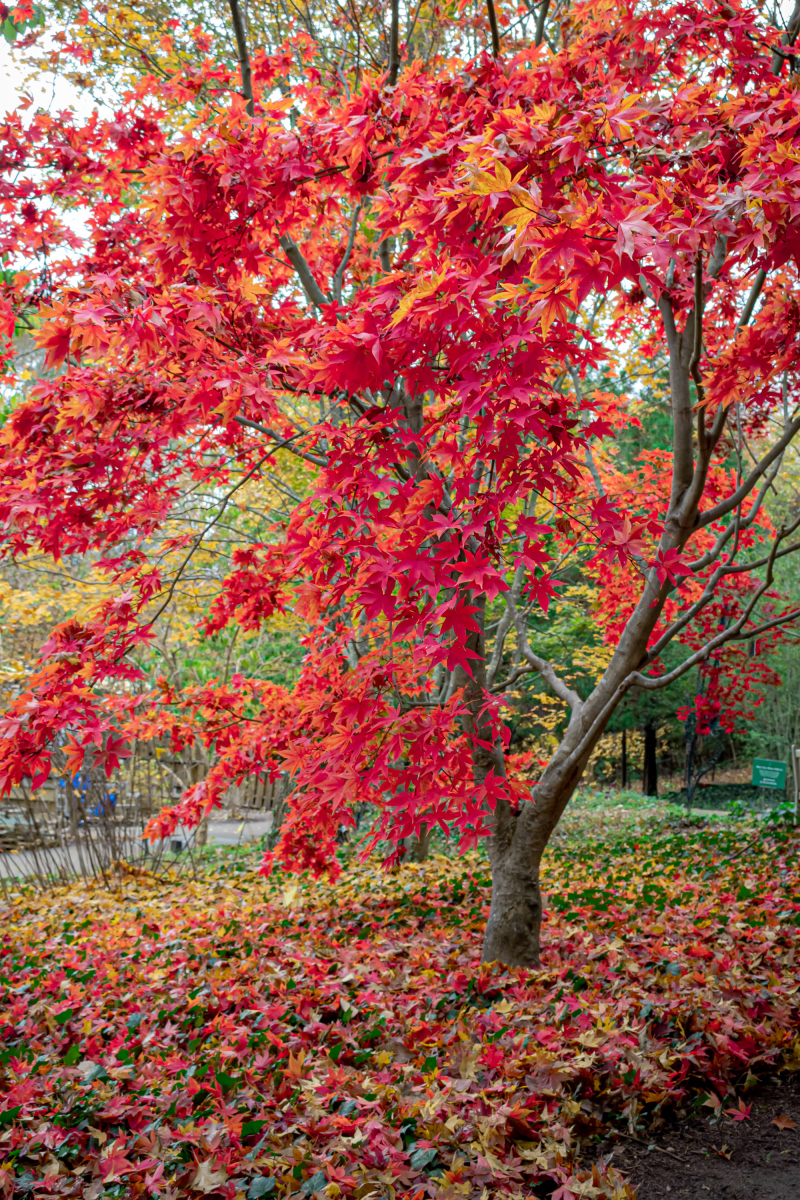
472, 162, 513, 195
501, 205, 537, 232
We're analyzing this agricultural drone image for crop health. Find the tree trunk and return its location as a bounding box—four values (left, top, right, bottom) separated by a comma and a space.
403, 824, 430, 862
482, 833, 544, 966
481, 302, 706, 966
642, 721, 658, 796
196, 812, 209, 848
482, 754, 588, 965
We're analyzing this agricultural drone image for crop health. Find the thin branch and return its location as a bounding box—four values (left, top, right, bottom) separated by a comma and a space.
737, 268, 767, 329
699, 415, 800, 527
534, 0, 550, 46
486, 564, 525, 688
486, 0, 501, 56
629, 528, 789, 691
278, 234, 330, 309
233, 416, 328, 468
506, 593, 582, 713
687, 460, 782, 571
388, 0, 400, 85
148, 451, 271, 625
332, 206, 361, 303
227, 0, 254, 116
569, 366, 605, 496
729, 607, 800, 641
689, 250, 703, 377
772, 0, 800, 73
708, 234, 727, 279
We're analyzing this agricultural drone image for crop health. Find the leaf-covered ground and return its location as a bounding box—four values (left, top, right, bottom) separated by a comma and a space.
0, 823, 799, 1200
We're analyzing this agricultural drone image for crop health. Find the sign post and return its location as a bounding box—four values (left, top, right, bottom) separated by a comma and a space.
751, 758, 787, 790
751, 757, 788, 815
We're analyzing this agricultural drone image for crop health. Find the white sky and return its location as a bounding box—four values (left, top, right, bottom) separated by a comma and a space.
0, 34, 94, 119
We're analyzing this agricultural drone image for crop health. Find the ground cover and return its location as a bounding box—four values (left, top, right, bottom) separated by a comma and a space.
0, 814, 798, 1200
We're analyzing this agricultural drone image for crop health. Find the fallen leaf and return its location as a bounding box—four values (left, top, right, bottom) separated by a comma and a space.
771, 1114, 798, 1131
724, 1099, 751, 1122
192, 1161, 228, 1194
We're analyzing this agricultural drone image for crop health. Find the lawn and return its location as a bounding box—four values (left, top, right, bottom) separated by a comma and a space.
0, 801, 798, 1199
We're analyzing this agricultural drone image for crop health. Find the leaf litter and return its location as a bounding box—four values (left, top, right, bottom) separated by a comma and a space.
0, 824, 798, 1199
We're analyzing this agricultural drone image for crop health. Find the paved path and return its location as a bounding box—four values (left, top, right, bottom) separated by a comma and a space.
0, 817, 275, 884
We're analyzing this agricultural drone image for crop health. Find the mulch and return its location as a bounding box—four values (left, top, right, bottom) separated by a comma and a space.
602, 1073, 800, 1199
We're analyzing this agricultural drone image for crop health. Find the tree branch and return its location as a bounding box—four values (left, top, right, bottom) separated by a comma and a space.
687, 457, 783, 571
699, 415, 800, 528
227, 0, 254, 116
628, 526, 790, 691
708, 234, 727, 279
729, 607, 800, 641
486, 0, 501, 56
487, 564, 525, 688
332, 206, 361, 303
737, 268, 766, 329
506, 592, 582, 714
278, 234, 330, 309
534, 0, 550, 47
659, 291, 695, 516
388, 0, 400, 84
772, 0, 800, 74
233, 415, 328, 468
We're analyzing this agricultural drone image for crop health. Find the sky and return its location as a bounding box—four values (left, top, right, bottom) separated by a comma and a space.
0, 32, 94, 119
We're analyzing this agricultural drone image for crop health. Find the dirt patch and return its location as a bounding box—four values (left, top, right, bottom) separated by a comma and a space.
601, 1075, 800, 1198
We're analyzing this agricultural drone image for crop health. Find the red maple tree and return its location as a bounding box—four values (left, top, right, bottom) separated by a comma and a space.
2, 0, 800, 964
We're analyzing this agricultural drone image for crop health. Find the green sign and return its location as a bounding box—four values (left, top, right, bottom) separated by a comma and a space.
751, 758, 787, 789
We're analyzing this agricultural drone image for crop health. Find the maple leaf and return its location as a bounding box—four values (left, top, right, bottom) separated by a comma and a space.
192, 1161, 228, 1194
654, 547, 693, 586
99, 1144, 134, 1181
468, 161, 518, 194
531, 288, 571, 336
439, 600, 481, 642
771, 1113, 798, 1130
615, 204, 658, 259
724, 1099, 752, 1121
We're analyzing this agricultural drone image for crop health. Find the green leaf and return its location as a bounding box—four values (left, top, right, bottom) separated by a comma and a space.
410, 1146, 439, 1171
301, 1171, 327, 1195
247, 1179, 275, 1199
64, 1046, 81, 1066
241, 1120, 267, 1137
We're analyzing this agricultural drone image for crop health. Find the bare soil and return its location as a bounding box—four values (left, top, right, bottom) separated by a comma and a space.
601, 1075, 800, 1199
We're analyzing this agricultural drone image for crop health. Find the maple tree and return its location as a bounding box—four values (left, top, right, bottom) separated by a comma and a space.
3, 0, 800, 967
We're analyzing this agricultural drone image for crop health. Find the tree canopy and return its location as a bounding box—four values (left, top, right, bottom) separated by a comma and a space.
2, 0, 800, 963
